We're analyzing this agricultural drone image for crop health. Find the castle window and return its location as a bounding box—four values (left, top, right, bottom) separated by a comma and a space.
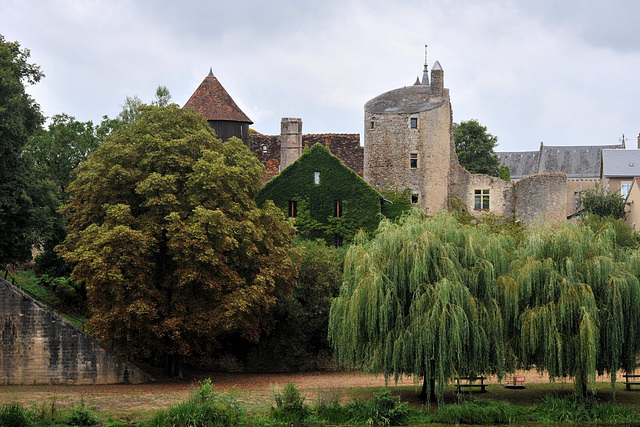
410, 118, 418, 129
333, 234, 344, 247
474, 189, 490, 210
371, 121, 375, 129
411, 193, 419, 204
622, 181, 632, 199
314, 171, 320, 185
410, 153, 418, 169
288, 200, 297, 218
335, 199, 343, 218
574, 191, 581, 212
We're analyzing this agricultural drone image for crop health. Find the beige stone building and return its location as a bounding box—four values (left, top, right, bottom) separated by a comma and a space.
363, 57, 568, 226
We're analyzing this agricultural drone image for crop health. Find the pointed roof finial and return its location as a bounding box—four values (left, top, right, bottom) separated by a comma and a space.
414, 76, 422, 86
421, 44, 429, 86
208, 67, 214, 77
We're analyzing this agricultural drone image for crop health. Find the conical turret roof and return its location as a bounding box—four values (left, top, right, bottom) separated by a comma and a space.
183, 69, 253, 124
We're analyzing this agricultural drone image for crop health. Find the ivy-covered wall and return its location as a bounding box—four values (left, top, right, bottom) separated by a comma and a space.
256, 144, 381, 244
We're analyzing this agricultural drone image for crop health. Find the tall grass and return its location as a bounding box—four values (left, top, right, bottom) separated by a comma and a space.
532, 393, 636, 423
433, 397, 531, 424
150, 379, 246, 427
0, 403, 32, 427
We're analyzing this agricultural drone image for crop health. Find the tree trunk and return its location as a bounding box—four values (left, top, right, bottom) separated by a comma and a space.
418, 376, 437, 402
165, 354, 184, 379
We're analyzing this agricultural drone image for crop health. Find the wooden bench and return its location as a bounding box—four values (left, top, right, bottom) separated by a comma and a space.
505, 376, 526, 389
455, 376, 487, 393
624, 374, 640, 390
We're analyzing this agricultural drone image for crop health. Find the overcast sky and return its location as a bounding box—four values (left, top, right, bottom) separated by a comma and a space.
2, 0, 639, 151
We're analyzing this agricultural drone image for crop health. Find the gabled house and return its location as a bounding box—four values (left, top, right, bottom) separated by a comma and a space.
256, 143, 382, 246
601, 149, 640, 199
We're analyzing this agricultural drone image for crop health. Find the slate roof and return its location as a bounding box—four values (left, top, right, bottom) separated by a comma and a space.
183, 69, 252, 124
602, 149, 640, 177
365, 85, 445, 114
497, 143, 624, 179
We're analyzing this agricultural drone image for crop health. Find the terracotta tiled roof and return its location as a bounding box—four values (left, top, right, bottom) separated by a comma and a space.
183, 70, 253, 124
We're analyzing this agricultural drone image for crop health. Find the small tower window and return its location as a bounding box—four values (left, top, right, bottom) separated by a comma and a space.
410, 118, 418, 128
335, 199, 343, 218
411, 193, 419, 204
314, 171, 320, 184
370, 121, 375, 129
288, 200, 297, 218
410, 153, 418, 169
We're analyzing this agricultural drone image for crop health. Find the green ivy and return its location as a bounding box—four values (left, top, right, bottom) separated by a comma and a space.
256, 144, 381, 245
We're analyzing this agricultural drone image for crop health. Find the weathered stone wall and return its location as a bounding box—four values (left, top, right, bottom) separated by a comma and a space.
514, 173, 567, 226
463, 173, 515, 218
250, 132, 363, 184
0, 278, 149, 385
250, 134, 280, 183
302, 134, 363, 176
364, 94, 453, 214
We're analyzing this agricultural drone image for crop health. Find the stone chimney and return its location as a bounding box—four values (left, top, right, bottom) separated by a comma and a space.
430, 61, 443, 98
280, 118, 303, 171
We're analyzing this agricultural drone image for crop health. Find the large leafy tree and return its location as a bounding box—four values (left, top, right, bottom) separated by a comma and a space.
329, 213, 640, 400
0, 34, 46, 266
329, 211, 514, 402
453, 119, 500, 177
513, 222, 640, 396
25, 114, 111, 276
58, 105, 297, 376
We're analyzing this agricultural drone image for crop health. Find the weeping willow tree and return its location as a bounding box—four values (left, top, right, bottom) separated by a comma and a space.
512, 222, 640, 396
328, 210, 515, 402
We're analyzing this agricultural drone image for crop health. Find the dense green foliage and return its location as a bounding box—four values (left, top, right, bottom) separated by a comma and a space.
152, 379, 246, 427
380, 187, 413, 222
58, 105, 297, 375
256, 144, 381, 245
330, 211, 513, 402
453, 119, 500, 177
0, 34, 47, 265
205, 238, 342, 371
579, 184, 628, 219
329, 211, 640, 401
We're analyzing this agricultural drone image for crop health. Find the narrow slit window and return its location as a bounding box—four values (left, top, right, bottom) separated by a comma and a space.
370, 121, 375, 129
335, 199, 343, 218
288, 200, 297, 218
410, 153, 418, 169
314, 171, 320, 185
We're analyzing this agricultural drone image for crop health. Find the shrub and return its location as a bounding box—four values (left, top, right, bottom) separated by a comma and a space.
63, 399, 100, 426
311, 390, 349, 424
533, 394, 636, 423
347, 389, 410, 426
0, 403, 33, 427
434, 397, 530, 424
271, 382, 309, 424
151, 379, 245, 427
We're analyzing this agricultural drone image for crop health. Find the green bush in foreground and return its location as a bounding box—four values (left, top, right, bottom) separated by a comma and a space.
434, 397, 530, 424
150, 379, 246, 427
532, 394, 636, 423
0, 403, 32, 427
271, 382, 310, 424
347, 389, 410, 426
